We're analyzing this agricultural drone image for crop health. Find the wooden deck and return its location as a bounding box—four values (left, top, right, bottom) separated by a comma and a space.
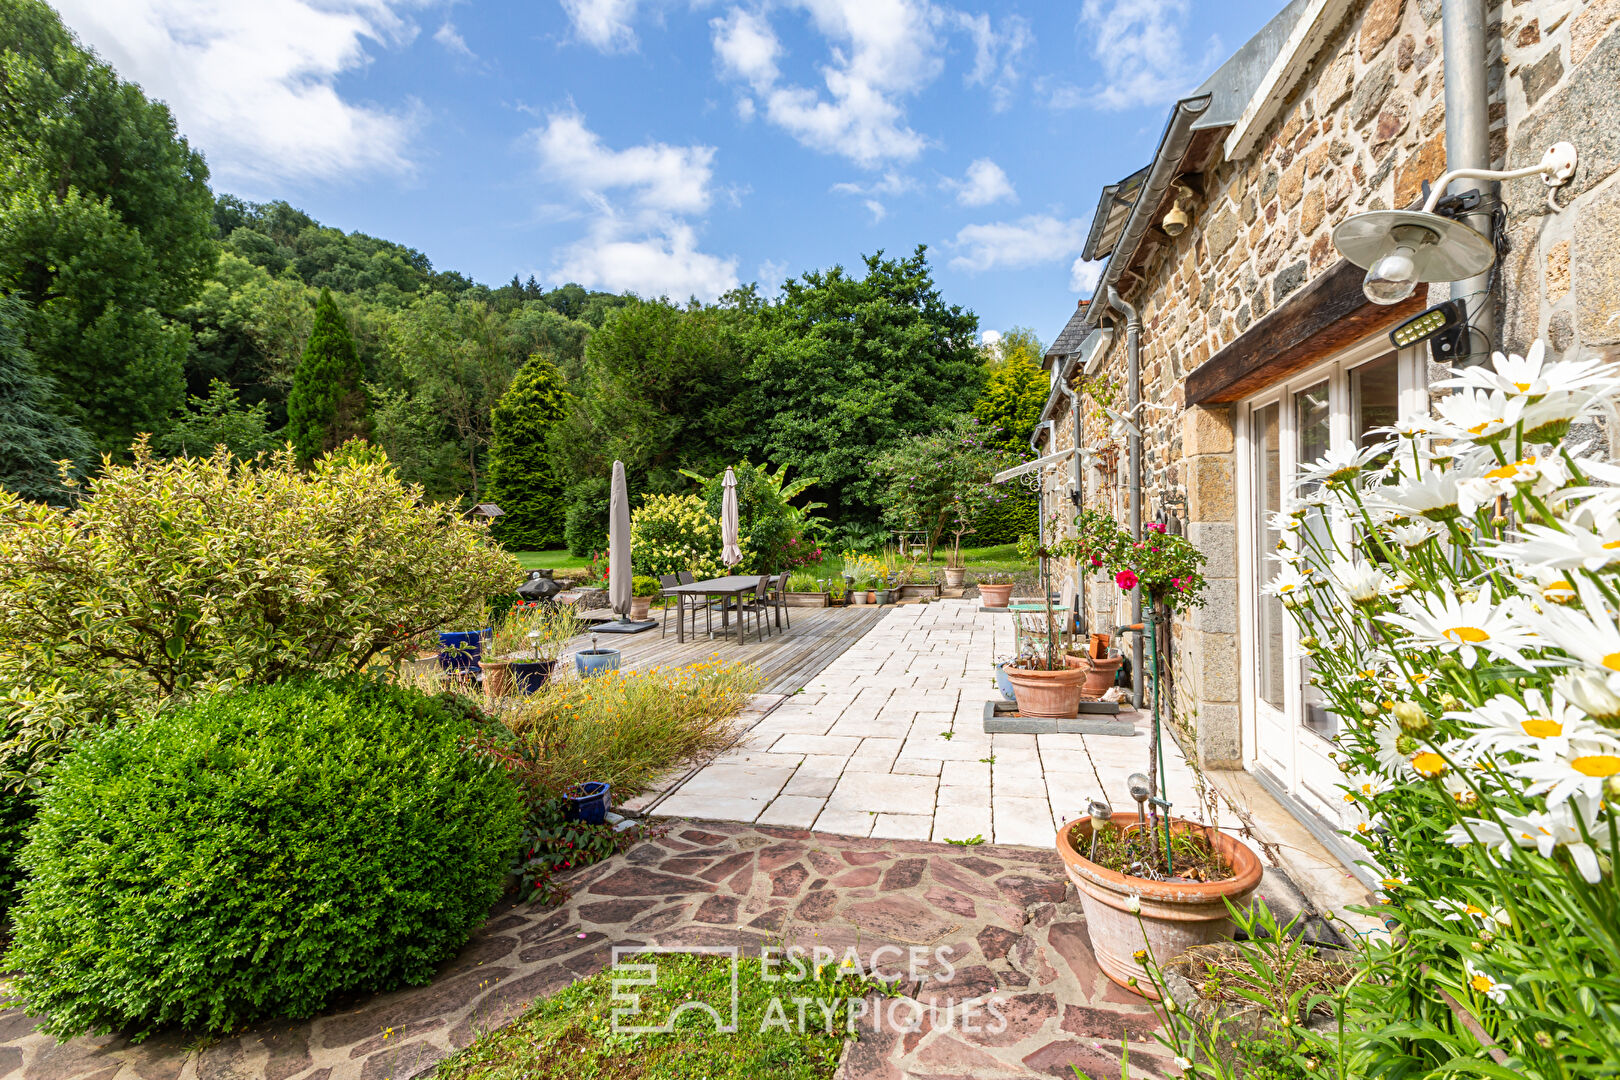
560, 604, 888, 694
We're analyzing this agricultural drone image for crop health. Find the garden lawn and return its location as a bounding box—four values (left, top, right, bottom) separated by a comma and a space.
510, 549, 591, 571
435, 952, 873, 1080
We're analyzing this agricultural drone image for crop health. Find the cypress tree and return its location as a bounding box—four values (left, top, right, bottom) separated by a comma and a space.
0, 295, 93, 505
486, 353, 570, 549
286, 289, 367, 462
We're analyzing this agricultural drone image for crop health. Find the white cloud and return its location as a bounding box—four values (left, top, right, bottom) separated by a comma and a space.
532, 111, 738, 301
1077, 0, 1222, 111
948, 215, 1087, 273
434, 21, 475, 59
946, 9, 1030, 111
943, 157, 1015, 207
1070, 257, 1105, 293
756, 258, 790, 294
830, 171, 916, 222
51, 0, 422, 188
534, 110, 716, 214
561, 0, 643, 52
712, 7, 781, 85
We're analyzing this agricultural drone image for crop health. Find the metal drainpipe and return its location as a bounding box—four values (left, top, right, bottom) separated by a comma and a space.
1105, 285, 1144, 709
1442, 0, 1496, 351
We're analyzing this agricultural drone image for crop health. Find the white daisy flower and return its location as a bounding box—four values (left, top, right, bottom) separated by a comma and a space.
1450, 690, 1610, 761
1447, 805, 1607, 883
1328, 557, 1396, 606
1486, 521, 1620, 573
1441, 341, 1620, 398
1385, 468, 1463, 522
1456, 454, 1570, 515
1263, 565, 1315, 606
1386, 520, 1442, 549
1555, 670, 1620, 723
1434, 387, 1525, 445
1462, 959, 1511, 1004
1295, 443, 1393, 488
1508, 746, 1620, 811
1378, 588, 1541, 670
1522, 389, 1604, 444
1533, 575, 1620, 676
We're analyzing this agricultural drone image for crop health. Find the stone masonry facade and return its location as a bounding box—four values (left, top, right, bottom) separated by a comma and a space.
1038, 0, 1620, 772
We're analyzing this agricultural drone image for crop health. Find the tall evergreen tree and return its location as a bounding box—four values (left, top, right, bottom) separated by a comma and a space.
486, 354, 570, 549
974, 327, 1049, 451
286, 289, 367, 462
0, 0, 216, 451
0, 294, 93, 505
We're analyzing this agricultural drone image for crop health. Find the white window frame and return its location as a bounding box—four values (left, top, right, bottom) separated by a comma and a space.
1234, 333, 1426, 818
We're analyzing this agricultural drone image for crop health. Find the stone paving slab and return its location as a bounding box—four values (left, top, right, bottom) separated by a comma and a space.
1, 823, 1170, 1080
651, 601, 1214, 848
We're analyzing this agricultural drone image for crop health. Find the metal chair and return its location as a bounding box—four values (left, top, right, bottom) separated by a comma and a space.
771, 573, 791, 631
737, 575, 774, 642
659, 573, 685, 639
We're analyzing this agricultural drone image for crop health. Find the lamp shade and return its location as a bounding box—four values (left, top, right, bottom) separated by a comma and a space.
1331, 209, 1496, 283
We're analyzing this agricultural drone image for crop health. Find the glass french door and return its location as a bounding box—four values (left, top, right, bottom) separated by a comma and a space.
1244, 348, 1409, 823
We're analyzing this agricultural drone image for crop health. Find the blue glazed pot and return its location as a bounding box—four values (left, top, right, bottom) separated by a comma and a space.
995, 662, 1016, 701
509, 659, 556, 694
564, 781, 612, 825
574, 648, 621, 678
438, 629, 489, 672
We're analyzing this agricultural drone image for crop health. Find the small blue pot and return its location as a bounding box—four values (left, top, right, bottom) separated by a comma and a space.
565, 781, 612, 825
994, 662, 1016, 701
438, 629, 489, 672
574, 648, 621, 678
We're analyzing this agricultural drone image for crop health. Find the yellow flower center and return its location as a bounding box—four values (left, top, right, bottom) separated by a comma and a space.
1465, 903, 1486, 916
1485, 463, 1520, 480
1279, 584, 1295, 593
1570, 755, 1620, 778
1514, 381, 1532, 392
1380, 878, 1402, 888
1603, 652, 1620, 672
1467, 420, 1499, 435
1412, 752, 1447, 777
1520, 719, 1562, 738
1444, 626, 1489, 644
1605, 540, 1620, 550
1470, 974, 1494, 993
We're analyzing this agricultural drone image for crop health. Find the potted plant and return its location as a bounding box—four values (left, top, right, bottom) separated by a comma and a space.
1055, 808, 1262, 1000
575, 632, 620, 677
874, 570, 900, 606
977, 572, 1015, 608
564, 781, 612, 825
942, 501, 976, 588
1004, 647, 1087, 716
511, 603, 583, 693
437, 623, 490, 674
630, 575, 660, 621
784, 571, 830, 607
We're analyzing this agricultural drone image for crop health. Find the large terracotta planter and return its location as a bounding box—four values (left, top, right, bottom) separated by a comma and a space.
1083, 655, 1124, 696
979, 583, 1014, 608
1056, 813, 1263, 1000
481, 660, 514, 700
630, 595, 653, 620
943, 566, 967, 588
1004, 661, 1086, 718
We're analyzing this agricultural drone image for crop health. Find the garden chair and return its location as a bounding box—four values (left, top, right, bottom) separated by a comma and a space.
736, 575, 774, 643
659, 573, 688, 639
771, 573, 791, 631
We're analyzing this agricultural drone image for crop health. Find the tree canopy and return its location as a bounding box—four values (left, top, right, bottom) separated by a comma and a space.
0, 294, 92, 505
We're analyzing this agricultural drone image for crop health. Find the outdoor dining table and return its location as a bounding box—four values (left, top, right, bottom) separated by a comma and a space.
662, 575, 765, 644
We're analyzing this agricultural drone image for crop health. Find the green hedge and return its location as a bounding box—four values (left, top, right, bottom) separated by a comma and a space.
972, 487, 1039, 545
7, 678, 523, 1040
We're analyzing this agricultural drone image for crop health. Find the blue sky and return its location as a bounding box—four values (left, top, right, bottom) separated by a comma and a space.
54, 0, 1283, 348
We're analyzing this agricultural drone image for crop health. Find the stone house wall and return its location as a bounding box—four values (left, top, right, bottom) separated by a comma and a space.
1039, 0, 1619, 772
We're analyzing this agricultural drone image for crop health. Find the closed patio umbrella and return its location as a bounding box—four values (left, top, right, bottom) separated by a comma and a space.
721, 467, 742, 568
609, 460, 632, 619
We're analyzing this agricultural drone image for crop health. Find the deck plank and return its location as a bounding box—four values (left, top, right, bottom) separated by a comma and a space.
559, 604, 887, 694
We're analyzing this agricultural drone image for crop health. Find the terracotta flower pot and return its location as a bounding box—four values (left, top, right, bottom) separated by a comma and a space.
1004, 661, 1086, 718
943, 566, 967, 588
630, 595, 652, 620
481, 660, 514, 700
1055, 813, 1263, 1000
979, 583, 1014, 608
1082, 655, 1124, 697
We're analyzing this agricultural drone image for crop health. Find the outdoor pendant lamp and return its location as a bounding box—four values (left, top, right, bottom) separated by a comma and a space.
1331, 142, 1578, 305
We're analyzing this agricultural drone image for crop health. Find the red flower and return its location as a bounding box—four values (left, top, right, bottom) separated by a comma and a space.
1115, 570, 1139, 590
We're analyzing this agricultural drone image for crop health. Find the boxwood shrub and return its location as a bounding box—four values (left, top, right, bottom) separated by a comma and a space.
7, 677, 524, 1040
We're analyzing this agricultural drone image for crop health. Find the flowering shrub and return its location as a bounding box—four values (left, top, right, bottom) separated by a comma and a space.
1267, 341, 1620, 1075
1113, 525, 1208, 610
628, 493, 733, 579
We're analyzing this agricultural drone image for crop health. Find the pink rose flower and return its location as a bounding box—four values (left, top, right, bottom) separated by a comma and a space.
1116, 570, 1138, 590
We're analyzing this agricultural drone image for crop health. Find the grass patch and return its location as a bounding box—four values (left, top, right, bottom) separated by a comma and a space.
510, 549, 591, 571
797, 544, 1031, 581
438, 952, 873, 1080
492, 660, 763, 800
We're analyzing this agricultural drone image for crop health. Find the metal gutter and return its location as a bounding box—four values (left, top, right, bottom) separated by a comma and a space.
1084, 95, 1212, 329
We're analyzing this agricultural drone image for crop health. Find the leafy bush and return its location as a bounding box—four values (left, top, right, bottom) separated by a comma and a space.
7, 677, 523, 1040
512, 797, 643, 905
0, 439, 521, 790
563, 475, 611, 557
632, 575, 662, 597
700, 461, 797, 573
487, 354, 570, 550
0, 788, 35, 924
629, 492, 729, 578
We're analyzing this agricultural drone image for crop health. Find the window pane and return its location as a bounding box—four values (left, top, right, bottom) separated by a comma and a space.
1294, 381, 1336, 739
1352, 353, 1400, 452
1254, 402, 1285, 711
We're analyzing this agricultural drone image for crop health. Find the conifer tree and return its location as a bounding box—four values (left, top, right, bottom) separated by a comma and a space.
486, 353, 570, 549
0, 295, 93, 505
286, 289, 367, 462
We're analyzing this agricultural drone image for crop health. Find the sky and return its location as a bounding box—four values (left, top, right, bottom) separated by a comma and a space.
52, 0, 1285, 348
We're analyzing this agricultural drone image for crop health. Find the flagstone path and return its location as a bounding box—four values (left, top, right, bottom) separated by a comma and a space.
0, 822, 1171, 1080
638, 599, 1200, 846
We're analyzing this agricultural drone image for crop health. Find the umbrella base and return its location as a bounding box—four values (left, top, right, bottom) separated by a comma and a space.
585, 617, 658, 634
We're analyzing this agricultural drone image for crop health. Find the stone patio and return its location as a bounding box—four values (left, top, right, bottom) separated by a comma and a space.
0, 822, 1173, 1080
638, 600, 1201, 846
